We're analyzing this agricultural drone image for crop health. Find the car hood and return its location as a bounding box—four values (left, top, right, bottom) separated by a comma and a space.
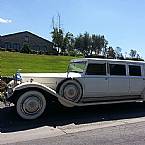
21, 73, 67, 78
20, 72, 82, 78
8, 72, 83, 91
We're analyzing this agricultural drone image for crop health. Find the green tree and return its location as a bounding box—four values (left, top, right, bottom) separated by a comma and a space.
20, 44, 31, 54
83, 32, 91, 55
129, 49, 137, 58
91, 35, 108, 56
115, 47, 122, 59
91, 34, 98, 55
74, 34, 81, 49
74, 34, 85, 54
107, 46, 116, 58
62, 32, 74, 53
74, 33, 108, 56
51, 27, 64, 53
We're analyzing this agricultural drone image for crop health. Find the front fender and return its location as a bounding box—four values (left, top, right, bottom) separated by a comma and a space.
6, 82, 57, 102
14, 82, 56, 96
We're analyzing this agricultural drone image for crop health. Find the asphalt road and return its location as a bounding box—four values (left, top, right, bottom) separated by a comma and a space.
1, 101, 145, 144
6, 121, 145, 145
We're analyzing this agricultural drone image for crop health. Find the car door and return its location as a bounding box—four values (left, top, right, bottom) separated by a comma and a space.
83, 61, 108, 101
128, 64, 145, 95
108, 62, 129, 97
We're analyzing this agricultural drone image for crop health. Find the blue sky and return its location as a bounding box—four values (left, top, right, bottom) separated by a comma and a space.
0, 0, 145, 58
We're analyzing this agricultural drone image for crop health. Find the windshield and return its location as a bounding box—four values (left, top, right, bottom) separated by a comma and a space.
68, 61, 87, 73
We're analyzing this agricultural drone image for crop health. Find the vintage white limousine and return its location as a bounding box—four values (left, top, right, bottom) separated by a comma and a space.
6, 58, 145, 119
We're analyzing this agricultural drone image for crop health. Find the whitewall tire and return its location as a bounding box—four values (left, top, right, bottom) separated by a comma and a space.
16, 90, 46, 120
59, 80, 82, 102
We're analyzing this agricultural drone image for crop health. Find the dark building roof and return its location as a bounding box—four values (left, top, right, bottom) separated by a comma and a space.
0, 31, 55, 53
1, 31, 53, 44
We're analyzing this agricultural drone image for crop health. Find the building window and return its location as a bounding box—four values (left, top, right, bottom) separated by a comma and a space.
86, 63, 106, 75
43, 46, 47, 52
4, 42, 11, 49
109, 64, 126, 76
13, 43, 20, 50
129, 65, 141, 76
24, 36, 29, 42
36, 45, 40, 51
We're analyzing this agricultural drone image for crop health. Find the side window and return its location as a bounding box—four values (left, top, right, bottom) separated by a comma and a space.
109, 64, 126, 76
129, 65, 141, 76
86, 63, 106, 75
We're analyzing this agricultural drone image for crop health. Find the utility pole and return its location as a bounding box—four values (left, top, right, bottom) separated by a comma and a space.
58, 13, 61, 30
52, 16, 55, 30
51, 13, 61, 30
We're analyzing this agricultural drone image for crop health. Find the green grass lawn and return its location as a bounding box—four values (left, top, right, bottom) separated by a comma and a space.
0, 51, 76, 76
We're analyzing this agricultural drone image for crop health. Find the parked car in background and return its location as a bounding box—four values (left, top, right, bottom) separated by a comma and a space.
5, 58, 145, 119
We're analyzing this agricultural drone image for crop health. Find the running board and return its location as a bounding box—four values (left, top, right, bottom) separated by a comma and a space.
53, 90, 144, 107
79, 98, 144, 106
58, 95, 144, 107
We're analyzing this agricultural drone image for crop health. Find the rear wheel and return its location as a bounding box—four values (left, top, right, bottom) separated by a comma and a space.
59, 80, 82, 103
16, 90, 46, 120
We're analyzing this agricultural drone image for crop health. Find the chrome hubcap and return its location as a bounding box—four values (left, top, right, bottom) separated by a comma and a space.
63, 84, 78, 100
22, 96, 42, 114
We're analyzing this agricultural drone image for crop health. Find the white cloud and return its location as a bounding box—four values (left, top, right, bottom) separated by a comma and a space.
0, 17, 12, 24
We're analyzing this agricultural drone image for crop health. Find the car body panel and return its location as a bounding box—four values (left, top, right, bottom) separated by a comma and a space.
6, 58, 145, 107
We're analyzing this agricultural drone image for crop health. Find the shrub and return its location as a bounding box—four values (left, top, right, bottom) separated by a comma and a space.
125, 57, 144, 61
20, 44, 31, 54
47, 48, 58, 55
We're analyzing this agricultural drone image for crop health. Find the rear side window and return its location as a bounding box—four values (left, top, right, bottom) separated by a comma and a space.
109, 64, 126, 76
86, 63, 106, 75
129, 65, 141, 76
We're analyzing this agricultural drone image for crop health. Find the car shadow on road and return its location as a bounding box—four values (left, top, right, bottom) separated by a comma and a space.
1, 102, 145, 133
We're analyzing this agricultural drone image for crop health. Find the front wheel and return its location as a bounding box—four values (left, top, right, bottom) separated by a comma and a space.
16, 90, 46, 120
